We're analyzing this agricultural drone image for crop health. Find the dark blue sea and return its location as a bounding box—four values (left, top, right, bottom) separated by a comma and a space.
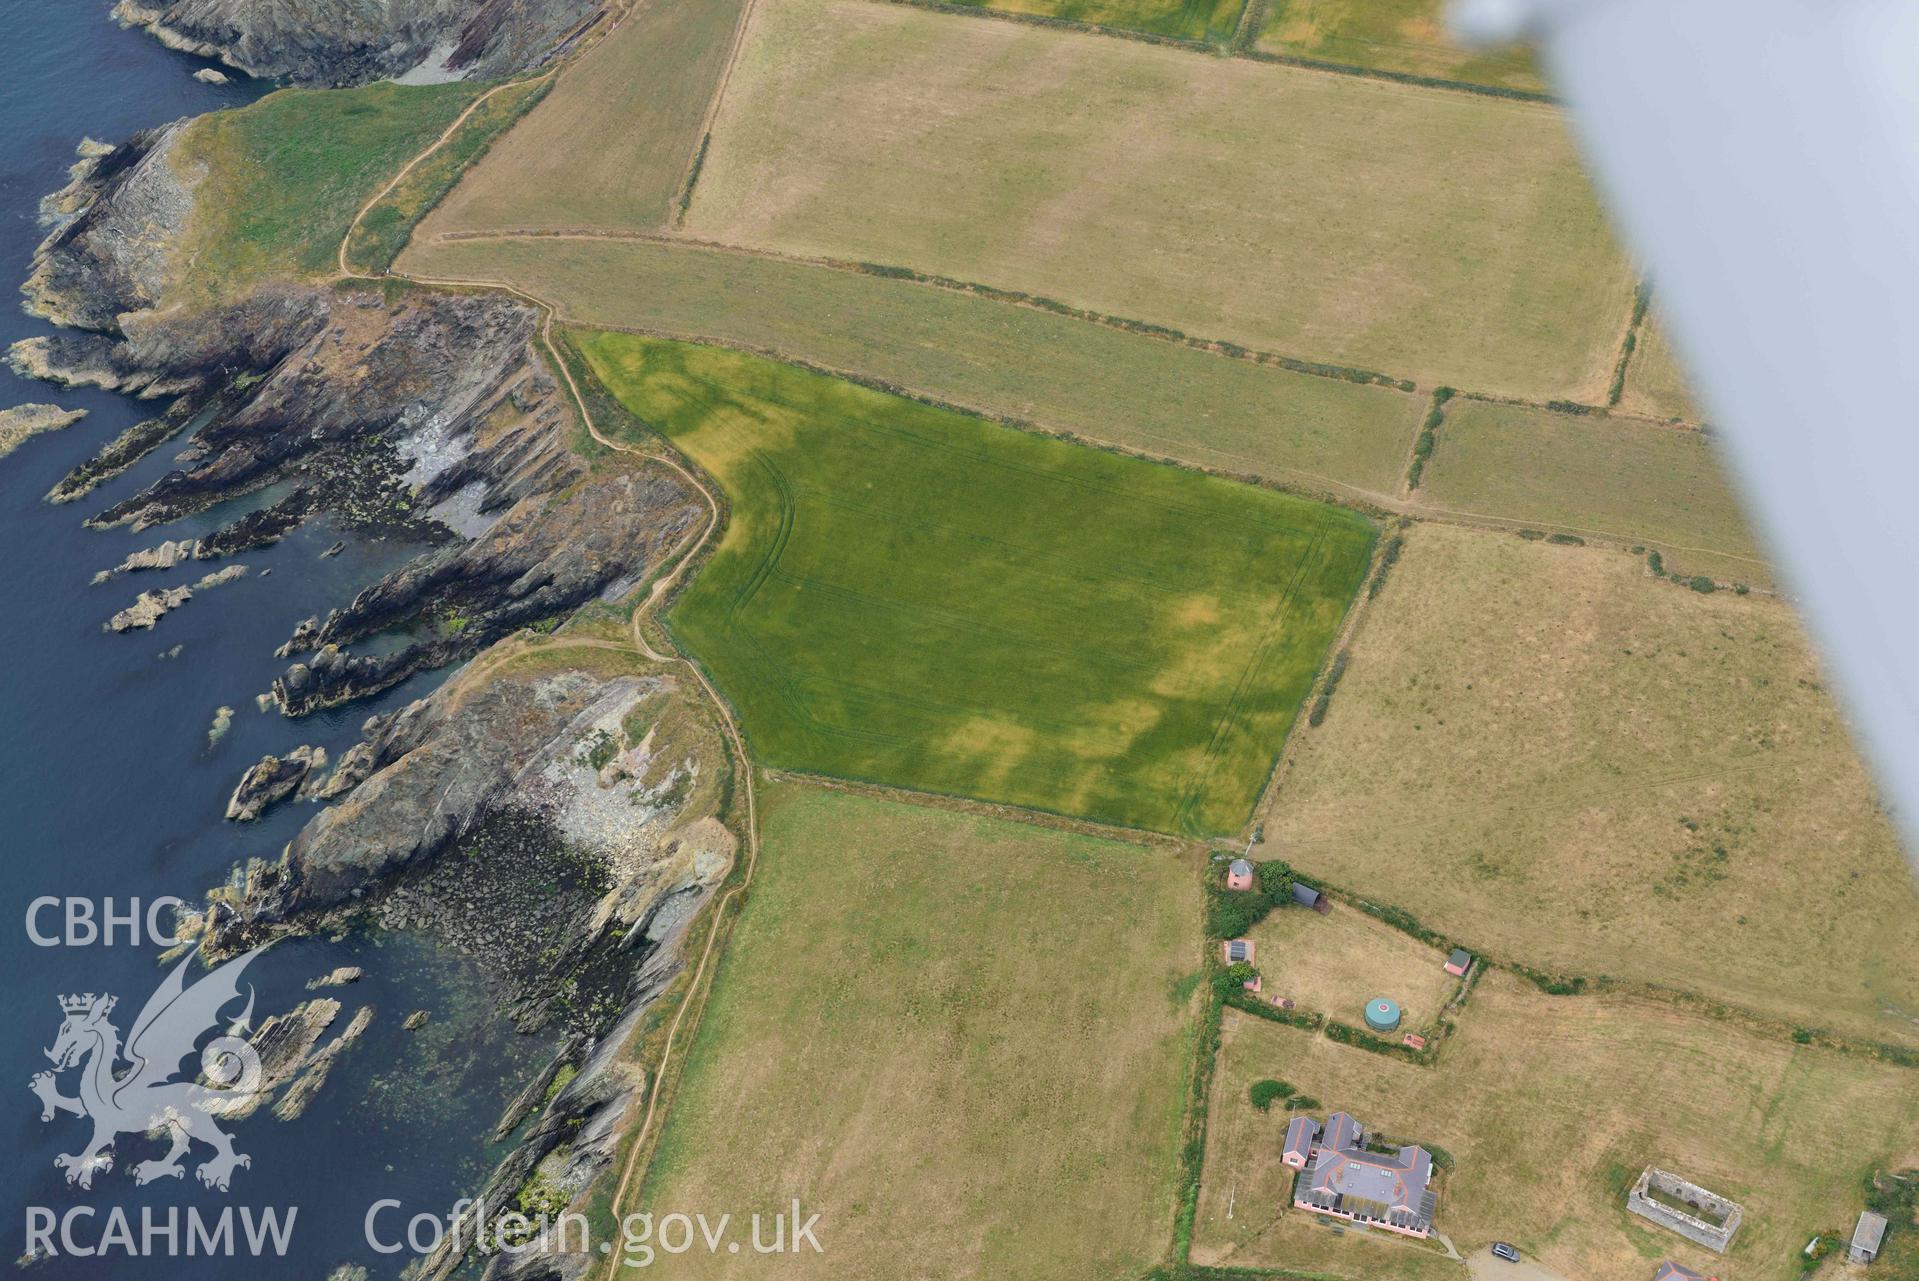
0, 4, 547, 1274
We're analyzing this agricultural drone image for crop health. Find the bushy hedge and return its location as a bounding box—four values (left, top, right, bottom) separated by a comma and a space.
1607, 329, 1637, 406
1205, 859, 1295, 939
1404, 389, 1455, 491
1368, 532, 1405, 599
1324, 1020, 1420, 1059
1307, 652, 1349, 727
1213, 960, 1257, 997
1249, 1079, 1294, 1110
1223, 990, 1324, 1031
1512, 963, 1587, 996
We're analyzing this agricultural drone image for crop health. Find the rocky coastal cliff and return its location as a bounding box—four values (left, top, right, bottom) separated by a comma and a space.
14, 125, 701, 699
114, 0, 608, 87
11, 64, 727, 1280
198, 651, 739, 1279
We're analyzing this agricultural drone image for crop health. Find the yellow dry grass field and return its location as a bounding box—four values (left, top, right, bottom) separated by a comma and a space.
405, 235, 1426, 499
1248, 903, 1460, 1032
1621, 312, 1704, 423
671, 0, 1633, 401
1199, 976, 1919, 1281
1414, 398, 1766, 586
416, 0, 747, 237
1262, 522, 1919, 1048
638, 782, 1202, 1280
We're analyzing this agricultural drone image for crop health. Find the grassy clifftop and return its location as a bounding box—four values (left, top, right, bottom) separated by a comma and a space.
169, 80, 485, 306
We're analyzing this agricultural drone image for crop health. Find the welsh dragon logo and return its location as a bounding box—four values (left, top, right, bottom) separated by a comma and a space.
31, 947, 265, 1192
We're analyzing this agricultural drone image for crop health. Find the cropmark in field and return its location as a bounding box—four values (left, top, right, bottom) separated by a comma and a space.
579, 332, 1375, 835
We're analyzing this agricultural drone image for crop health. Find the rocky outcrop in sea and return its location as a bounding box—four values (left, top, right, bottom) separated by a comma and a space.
225, 744, 328, 820
191, 651, 738, 1279
0, 403, 86, 459
270, 465, 697, 714
14, 124, 700, 709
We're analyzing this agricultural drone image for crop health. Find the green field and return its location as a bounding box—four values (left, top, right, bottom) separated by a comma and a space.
640, 782, 1201, 1281
1415, 397, 1766, 585
1256, 0, 1543, 93
405, 236, 1426, 499
646, 0, 1635, 401
172, 81, 483, 306
579, 332, 1375, 834
343, 77, 548, 274
1201, 977, 1919, 1281
942, 0, 1245, 42
415, 0, 748, 237
1263, 523, 1919, 1048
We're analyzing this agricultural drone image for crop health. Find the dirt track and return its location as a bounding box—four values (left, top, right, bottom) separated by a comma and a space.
336, 58, 763, 1276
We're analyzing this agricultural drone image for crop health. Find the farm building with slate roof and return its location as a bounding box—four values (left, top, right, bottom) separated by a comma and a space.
1288, 1111, 1437, 1238
1282, 1115, 1318, 1170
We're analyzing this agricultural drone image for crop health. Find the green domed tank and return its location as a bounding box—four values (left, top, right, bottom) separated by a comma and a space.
1364, 998, 1402, 1033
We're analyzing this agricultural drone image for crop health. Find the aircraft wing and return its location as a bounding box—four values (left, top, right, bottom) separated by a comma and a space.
1453, 0, 1919, 866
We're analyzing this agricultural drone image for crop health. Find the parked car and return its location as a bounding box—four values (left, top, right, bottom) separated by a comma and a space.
1491, 1243, 1521, 1263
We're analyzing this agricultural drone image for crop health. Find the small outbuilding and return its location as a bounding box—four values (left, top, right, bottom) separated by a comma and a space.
1444, 948, 1474, 977
1223, 938, 1256, 965
1652, 1263, 1710, 1281
1851, 1209, 1889, 1264
1292, 882, 1330, 913
1226, 858, 1255, 891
